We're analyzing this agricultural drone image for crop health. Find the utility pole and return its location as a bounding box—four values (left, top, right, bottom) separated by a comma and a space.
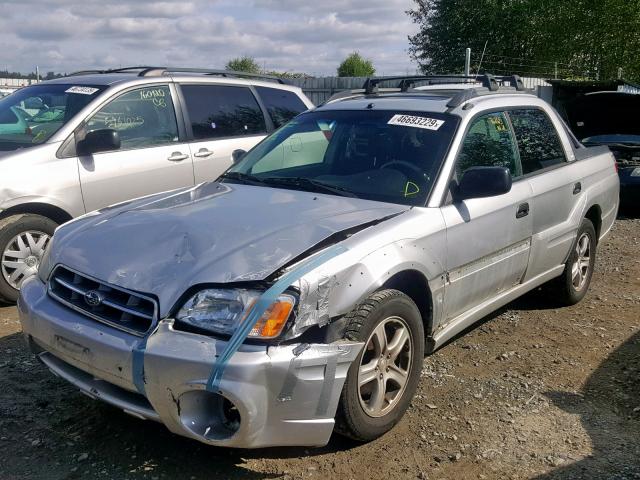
554, 62, 558, 80
464, 48, 471, 76
36, 65, 40, 82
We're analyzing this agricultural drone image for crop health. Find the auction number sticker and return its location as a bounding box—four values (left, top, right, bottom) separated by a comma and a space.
388, 114, 444, 131
65, 86, 99, 95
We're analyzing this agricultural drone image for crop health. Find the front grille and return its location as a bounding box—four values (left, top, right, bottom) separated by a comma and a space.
48, 266, 157, 335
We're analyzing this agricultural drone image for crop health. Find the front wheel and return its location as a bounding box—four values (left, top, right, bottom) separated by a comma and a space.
0, 214, 57, 303
335, 289, 424, 441
553, 218, 597, 306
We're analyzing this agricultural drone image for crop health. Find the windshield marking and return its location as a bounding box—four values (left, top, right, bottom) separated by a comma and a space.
65, 86, 100, 95
388, 114, 444, 131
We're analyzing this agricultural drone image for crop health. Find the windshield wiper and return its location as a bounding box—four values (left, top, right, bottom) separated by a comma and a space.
218, 171, 268, 186
261, 177, 359, 198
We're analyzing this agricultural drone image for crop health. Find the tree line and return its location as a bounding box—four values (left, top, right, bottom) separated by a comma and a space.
407, 0, 640, 81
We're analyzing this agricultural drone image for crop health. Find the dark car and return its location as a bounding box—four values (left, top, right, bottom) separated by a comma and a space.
564, 91, 640, 208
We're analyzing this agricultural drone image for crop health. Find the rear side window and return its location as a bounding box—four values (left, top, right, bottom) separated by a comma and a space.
509, 109, 566, 174
181, 85, 266, 140
255, 86, 307, 128
456, 112, 521, 178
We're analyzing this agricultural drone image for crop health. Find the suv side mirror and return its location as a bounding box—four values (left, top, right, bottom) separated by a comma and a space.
77, 129, 121, 156
232, 149, 247, 164
456, 166, 512, 201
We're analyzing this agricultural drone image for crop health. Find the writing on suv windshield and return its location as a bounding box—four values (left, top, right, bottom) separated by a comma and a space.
0, 84, 106, 151
223, 110, 458, 206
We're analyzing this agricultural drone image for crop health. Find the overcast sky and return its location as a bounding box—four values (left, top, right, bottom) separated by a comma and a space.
0, 0, 418, 76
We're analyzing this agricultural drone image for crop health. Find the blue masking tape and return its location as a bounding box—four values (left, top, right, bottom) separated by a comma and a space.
131, 337, 148, 394
132, 324, 159, 395
206, 244, 348, 392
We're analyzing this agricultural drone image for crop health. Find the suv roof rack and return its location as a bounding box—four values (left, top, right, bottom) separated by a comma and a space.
362, 74, 527, 94
324, 74, 530, 107
66, 66, 289, 84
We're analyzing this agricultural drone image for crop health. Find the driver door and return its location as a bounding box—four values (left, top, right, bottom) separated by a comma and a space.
442, 112, 533, 322
77, 85, 195, 212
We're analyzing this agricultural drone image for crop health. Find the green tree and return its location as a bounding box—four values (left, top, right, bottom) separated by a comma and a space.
225, 56, 261, 74
337, 52, 376, 77
407, 0, 640, 81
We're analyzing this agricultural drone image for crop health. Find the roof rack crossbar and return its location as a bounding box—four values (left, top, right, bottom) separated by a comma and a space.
363, 75, 502, 94
361, 74, 534, 94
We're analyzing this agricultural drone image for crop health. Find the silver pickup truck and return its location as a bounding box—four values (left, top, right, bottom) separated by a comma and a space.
18, 75, 619, 449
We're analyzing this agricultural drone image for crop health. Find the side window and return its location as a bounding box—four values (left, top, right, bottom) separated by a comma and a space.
181, 85, 266, 140
508, 109, 567, 174
86, 85, 178, 150
254, 86, 308, 128
456, 112, 521, 178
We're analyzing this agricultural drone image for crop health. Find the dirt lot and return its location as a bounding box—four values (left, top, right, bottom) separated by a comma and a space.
1, 217, 639, 480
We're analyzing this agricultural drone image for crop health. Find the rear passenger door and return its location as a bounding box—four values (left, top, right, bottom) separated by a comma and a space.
442, 112, 533, 322
179, 84, 268, 182
508, 108, 584, 280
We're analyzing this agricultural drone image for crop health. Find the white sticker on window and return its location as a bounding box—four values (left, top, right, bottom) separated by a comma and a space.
65, 86, 99, 95
388, 114, 444, 131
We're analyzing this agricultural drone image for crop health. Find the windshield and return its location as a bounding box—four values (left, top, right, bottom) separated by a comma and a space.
0, 84, 106, 151
224, 110, 458, 206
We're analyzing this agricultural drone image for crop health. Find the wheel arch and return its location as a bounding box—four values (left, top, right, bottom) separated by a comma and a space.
381, 269, 433, 337
0, 202, 73, 226
584, 204, 602, 243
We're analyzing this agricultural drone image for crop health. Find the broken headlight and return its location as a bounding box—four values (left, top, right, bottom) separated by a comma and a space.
175, 288, 295, 339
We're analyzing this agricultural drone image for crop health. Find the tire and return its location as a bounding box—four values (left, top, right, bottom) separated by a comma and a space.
335, 289, 425, 442
0, 214, 57, 303
553, 218, 597, 306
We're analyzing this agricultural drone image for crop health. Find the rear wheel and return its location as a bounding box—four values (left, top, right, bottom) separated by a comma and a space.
0, 214, 56, 303
335, 289, 424, 441
553, 218, 597, 306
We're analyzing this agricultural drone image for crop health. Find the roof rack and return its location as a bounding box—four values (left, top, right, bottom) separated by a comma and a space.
66, 66, 289, 84
362, 74, 528, 94
323, 74, 530, 106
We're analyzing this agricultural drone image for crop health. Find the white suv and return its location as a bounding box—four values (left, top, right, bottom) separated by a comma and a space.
0, 67, 313, 302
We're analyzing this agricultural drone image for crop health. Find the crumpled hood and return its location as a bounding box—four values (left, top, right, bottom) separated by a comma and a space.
49, 182, 408, 316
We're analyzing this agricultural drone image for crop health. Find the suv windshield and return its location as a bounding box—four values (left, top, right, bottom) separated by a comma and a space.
0, 84, 106, 151
224, 109, 458, 206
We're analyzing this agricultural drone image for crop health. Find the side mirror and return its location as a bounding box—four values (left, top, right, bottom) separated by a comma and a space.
77, 129, 121, 156
232, 149, 247, 164
456, 166, 512, 201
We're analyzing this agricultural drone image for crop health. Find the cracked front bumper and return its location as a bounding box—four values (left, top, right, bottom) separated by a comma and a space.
18, 276, 363, 448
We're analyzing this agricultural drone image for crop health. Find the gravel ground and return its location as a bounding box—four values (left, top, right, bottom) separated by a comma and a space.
0, 217, 638, 480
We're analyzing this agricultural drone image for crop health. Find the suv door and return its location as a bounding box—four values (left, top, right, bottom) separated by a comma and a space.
77, 84, 194, 212
179, 84, 268, 182
508, 108, 584, 280
441, 111, 533, 321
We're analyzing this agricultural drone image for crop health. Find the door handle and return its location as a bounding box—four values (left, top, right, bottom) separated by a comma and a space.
167, 152, 189, 162
193, 148, 214, 158
573, 182, 582, 195
516, 202, 530, 219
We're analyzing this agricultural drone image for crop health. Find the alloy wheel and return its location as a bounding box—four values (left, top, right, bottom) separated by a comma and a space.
357, 316, 413, 418
571, 232, 591, 292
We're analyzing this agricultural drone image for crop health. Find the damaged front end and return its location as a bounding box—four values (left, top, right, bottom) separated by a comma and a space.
17, 183, 415, 447
20, 272, 364, 448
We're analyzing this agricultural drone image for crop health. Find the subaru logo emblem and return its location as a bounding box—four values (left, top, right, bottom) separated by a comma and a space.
84, 290, 103, 307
